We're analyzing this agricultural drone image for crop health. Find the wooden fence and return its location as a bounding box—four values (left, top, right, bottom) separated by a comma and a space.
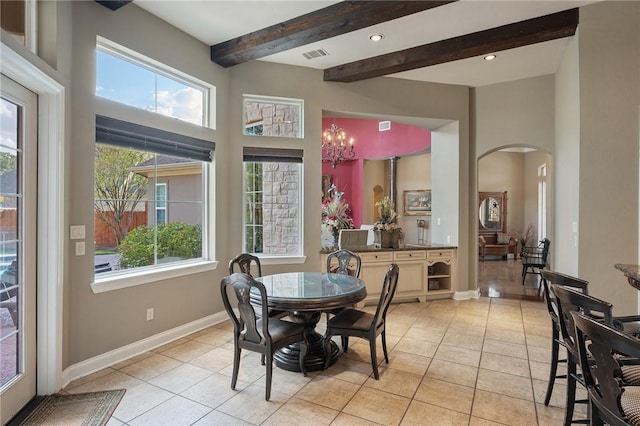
94, 211, 147, 249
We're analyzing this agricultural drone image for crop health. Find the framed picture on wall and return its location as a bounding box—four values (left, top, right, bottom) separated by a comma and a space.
403, 189, 431, 216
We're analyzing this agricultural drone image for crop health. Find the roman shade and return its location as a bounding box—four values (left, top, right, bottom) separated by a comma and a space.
243, 147, 303, 163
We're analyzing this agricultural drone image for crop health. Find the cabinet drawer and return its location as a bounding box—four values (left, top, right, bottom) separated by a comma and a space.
427, 250, 454, 259
359, 251, 393, 263
394, 250, 426, 261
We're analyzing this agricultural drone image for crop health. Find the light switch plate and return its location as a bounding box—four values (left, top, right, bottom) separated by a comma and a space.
75, 241, 85, 256
70, 225, 85, 240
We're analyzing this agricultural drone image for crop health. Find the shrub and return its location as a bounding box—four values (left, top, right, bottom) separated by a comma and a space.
118, 222, 202, 268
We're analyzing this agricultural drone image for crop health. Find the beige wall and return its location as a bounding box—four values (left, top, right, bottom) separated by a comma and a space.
575, 2, 640, 314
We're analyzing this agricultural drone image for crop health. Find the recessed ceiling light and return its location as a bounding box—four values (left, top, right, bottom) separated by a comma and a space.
484, 54, 497, 61
369, 33, 384, 42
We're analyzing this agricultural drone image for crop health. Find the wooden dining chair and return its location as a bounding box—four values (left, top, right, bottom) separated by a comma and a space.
325, 249, 362, 323
228, 253, 285, 319
539, 270, 589, 407
572, 312, 640, 426
324, 263, 399, 380
220, 273, 308, 401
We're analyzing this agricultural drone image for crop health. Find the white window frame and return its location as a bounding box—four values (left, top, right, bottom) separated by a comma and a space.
96, 36, 215, 129
155, 182, 167, 225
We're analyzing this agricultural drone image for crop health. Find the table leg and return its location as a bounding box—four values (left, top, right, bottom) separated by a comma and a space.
273, 310, 339, 372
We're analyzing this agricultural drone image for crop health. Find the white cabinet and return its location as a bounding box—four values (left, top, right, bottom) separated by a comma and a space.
321, 247, 457, 305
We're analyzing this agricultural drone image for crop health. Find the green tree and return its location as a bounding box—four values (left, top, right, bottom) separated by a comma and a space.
94, 145, 151, 246
0, 152, 16, 175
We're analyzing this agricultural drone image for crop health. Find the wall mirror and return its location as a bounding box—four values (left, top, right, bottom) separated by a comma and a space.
478, 191, 507, 234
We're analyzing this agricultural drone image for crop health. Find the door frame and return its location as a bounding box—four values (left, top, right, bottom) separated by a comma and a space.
1, 33, 65, 394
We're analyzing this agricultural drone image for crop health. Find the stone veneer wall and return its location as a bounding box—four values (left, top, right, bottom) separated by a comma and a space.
244, 101, 300, 138
262, 162, 300, 254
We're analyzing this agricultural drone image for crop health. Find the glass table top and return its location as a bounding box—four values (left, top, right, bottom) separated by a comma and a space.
255, 272, 365, 301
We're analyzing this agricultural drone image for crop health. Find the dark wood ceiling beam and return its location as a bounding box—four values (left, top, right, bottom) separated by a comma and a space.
324, 8, 579, 83
210, 1, 456, 67
95, 1, 132, 11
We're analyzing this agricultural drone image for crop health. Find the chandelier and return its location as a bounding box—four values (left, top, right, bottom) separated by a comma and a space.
321, 122, 355, 168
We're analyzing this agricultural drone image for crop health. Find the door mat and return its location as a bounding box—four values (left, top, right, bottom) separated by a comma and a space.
19, 389, 126, 426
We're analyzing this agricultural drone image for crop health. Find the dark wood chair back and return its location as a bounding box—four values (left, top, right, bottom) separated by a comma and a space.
228, 253, 262, 277
540, 270, 589, 320
572, 312, 640, 426
326, 249, 362, 278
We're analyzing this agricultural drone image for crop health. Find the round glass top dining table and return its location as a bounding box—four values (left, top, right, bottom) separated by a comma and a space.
254, 272, 367, 372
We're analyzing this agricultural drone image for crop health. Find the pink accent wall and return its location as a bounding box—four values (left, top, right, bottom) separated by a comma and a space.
321, 118, 431, 227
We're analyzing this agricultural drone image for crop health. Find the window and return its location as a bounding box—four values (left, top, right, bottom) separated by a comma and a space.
243, 148, 303, 255
96, 38, 211, 127
94, 115, 214, 275
243, 95, 303, 138
155, 183, 167, 225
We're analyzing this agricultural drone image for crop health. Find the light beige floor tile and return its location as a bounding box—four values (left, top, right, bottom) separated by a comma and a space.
483, 339, 528, 359
189, 346, 235, 373
295, 375, 361, 410
392, 302, 429, 317
270, 367, 314, 396
536, 402, 567, 426
435, 344, 481, 367
471, 389, 537, 426
216, 382, 288, 424
468, 417, 506, 425
484, 327, 525, 345
192, 410, 252, 425
476, 368, 534, 401
65, 368, 118, 391
486, 318, 524, 333
128, 395, 211, 425
529, 359, 562, 382
119, 353, 182, 381
323, 356, 377, 385
66, 370, 144, 394
524, 333, 552, 349
111, 382, 174, 422
441, 331, 485, 351
387, 351, 431, 376
330, 412, 382, 425
401, 400, 470, 426
524, 322, 552, 337
363, 367, 422, 398
217, 352, 268, 383
522, 307, 549, 324
158, 339, 214, 362
527, 345, 552, 363
343, 386, 410, 426
148, 363, 212, 393
480, 352, 531, 377
385, 313, 416, 336
179, 372, 251, 408
106, 416, 124, 426
426, 359, 478, 388
111, 352, 155, 371
262, 397, 339, 426
151, 337, 190, 353
413, 377, 474, 414
191, 327, 233, 346
393, 336, 440, 357
403, 325, 446, 343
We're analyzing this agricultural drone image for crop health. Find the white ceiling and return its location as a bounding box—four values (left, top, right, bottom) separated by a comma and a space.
135, 0, 597, 88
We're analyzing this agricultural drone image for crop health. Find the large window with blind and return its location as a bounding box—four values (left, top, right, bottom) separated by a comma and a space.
243, 147, 303, 256
94, 115, 213, 275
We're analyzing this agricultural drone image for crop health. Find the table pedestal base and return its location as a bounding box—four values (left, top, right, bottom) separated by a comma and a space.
273, 311, 340, 372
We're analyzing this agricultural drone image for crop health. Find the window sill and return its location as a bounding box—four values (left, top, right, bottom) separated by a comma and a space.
255, 255, 307, 266
90, 260, 219, 294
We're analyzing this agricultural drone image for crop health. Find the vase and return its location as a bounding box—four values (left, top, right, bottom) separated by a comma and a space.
374, 230, 400, 249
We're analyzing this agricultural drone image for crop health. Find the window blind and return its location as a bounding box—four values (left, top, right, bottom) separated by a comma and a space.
243, 147, 303, 163
96, 115, 214, 162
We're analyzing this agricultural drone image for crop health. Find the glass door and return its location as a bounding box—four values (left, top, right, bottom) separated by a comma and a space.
0, 74, 37, 424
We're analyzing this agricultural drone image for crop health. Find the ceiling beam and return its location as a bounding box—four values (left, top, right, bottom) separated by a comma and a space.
210, 1, 455, 68
324, 8, 579, 83
95, 1, 132, 11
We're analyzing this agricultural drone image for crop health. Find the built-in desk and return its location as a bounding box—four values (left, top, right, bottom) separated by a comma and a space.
321, 244, 457, 304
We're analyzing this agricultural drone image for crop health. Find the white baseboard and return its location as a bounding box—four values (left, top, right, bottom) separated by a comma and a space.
453, 289, 481, 300
61, 311, 228, 389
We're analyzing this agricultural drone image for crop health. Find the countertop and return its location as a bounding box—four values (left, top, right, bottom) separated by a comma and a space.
320, 243, 457, 254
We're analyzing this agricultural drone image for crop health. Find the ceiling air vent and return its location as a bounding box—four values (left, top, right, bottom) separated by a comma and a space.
379, 121, 391, 132
302, 48, 329, 60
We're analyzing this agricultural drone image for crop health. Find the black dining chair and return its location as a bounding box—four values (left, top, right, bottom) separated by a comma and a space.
540, 270, 589, 407
220, 273, 308, 401
572, 312, 640, 426
552, 284, 640, 426
228, 253, 285, 319
324, 263, 399, 380
522, 238, 551, 286
325, 249, 362, 322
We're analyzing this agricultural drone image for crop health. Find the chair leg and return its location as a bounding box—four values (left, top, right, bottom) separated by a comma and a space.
341, 336, 348, 352
544, 328, 561, 406
231, 345, 241, 390
564, 359, 577, 426
381, 330, 389, 364
265, 355, 273, 401
261, 354, 266, 365
370, 338, 379, 380
323, 332, 333, 370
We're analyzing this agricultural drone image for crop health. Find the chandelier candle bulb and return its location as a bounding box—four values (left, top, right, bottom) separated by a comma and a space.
322, 122, 355, 168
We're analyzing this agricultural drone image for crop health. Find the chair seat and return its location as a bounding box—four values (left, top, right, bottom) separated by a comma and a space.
328, 308, 374, 331
622, 366, 640, 385
262, 318, 306, 341
621, 386, 640, 426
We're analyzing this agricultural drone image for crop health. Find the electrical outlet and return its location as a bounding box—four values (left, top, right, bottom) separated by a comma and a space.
146, 308, 154, 321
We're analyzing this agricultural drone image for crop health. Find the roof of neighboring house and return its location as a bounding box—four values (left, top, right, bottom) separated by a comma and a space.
135, 155, 198, 168
0, 169, 17, 194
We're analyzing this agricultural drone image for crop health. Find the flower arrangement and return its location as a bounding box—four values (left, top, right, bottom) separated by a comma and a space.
321, 190, 354, 237
374, 196, 403, 237
516, 223, 535, 250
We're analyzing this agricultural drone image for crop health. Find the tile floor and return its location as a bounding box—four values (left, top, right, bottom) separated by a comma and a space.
63, 296, 584, 425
